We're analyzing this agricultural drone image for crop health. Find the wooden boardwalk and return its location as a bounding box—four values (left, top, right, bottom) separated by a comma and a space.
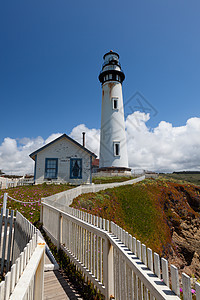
44, 254, 83, 300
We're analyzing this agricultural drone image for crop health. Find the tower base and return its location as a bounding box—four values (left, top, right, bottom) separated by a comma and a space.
96, 167, 132, 177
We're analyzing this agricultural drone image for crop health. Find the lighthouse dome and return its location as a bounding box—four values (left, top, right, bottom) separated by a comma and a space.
99, 50, 125, 84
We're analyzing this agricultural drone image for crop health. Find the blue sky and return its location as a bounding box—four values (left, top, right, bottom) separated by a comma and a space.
1, 0, 200, 174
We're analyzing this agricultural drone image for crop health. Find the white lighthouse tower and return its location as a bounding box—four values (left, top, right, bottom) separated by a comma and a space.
98, 51, 131, 175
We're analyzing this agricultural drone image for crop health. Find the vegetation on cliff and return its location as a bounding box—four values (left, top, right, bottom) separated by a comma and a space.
71, 178, 200, 279
92, 176, 134, 184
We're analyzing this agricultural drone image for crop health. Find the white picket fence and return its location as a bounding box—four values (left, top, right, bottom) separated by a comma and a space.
41, 177, 200, 300
0, 177, 34, 190
0, 210, 45, 299
41, 176, 146, 211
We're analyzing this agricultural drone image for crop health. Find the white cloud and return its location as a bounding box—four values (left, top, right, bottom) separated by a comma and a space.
0, 134, 63, 175
0, 113, 200, 175
126, 112, 200, 172
70, 124, 100, 156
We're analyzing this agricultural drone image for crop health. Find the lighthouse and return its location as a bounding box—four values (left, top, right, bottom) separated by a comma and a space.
98, 51, 131, 175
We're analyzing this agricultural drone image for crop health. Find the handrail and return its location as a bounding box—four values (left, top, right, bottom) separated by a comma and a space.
0, 210, 45, 299
9, 237, 45, 300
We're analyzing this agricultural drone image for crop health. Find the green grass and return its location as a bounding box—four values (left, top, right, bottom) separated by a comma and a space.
160, 173, 200, 186
92, 176, 134, 184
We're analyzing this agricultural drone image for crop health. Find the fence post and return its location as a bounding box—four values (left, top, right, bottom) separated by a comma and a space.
182, 273, 192, 300
195, 282, 200, 300
171, 265, 180, 297
104, 238, 114, 300
3, 193, 8, 216
40, 200, 44, 223
57, 212, 62, 250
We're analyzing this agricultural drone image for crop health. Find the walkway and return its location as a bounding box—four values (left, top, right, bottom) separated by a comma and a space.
44, 253, 83, 300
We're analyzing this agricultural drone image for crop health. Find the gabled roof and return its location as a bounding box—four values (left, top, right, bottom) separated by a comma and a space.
29, 133, 97, 161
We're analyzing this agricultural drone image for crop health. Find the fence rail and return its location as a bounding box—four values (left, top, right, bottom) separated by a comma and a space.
41, 176, 200, 300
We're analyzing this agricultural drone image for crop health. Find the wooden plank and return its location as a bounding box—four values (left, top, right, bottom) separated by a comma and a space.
24, 247, 27, 268
129, 234, 132, 251
0, 281, 5, 300
103, 219, 106, 230
122, 229, 126, 245
182, 272, 192, 300
11, 216, 16, 265
10, 263, 16, 293
1, 209, 9, 275
96, 235, 99, 280
6, 209, 14, 272
154, 252, 161, 279
125, 231, 129, 247
0, 208, 4, 251
132, 237, 136, 255
3, 193, 8, 216
161, 257, 169, 287
137, 240, 141, 260
171, 264, 180, 297
147, 247, 153, 272
196, 282, 200, 300
44, 269, 83, 300
142, 244, 147, 265
93, 232, 96, 276
100, 236, 103, 283
5, 271, 11, 300
16, 257, 20, 282
119, 254, 122, 299
107, 220, 109, 232
87, 225, 89, 270
27, 242, 30, 261
19, 252, 24, 276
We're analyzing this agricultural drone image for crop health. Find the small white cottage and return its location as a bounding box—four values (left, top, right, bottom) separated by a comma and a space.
29, 134, 97, 185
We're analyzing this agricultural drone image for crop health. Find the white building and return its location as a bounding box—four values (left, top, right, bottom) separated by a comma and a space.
29, 134, 96, 185
98, 51, 131, 175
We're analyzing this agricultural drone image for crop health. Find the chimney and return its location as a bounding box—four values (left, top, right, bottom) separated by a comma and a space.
82, 132, 85, 147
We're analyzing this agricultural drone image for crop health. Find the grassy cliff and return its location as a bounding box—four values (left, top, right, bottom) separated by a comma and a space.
71, 178, 200, 278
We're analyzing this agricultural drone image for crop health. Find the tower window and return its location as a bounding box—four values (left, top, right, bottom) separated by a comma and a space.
106, 74, 109, 80
116, 74, 119, 81
114, 142, 120, 156
109, 74, 112, 80
112, 98, 118, 110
